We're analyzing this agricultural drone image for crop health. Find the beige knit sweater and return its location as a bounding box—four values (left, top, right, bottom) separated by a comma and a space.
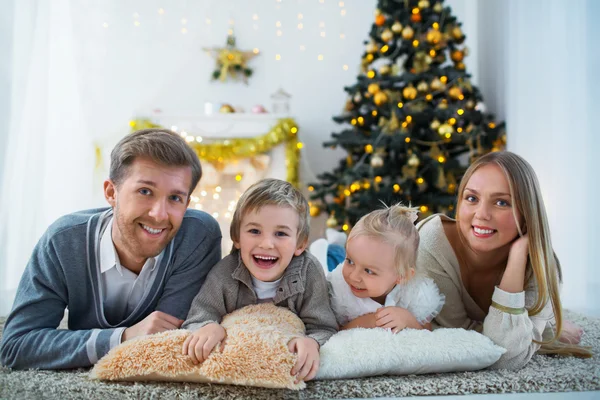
416, 214, 555, 370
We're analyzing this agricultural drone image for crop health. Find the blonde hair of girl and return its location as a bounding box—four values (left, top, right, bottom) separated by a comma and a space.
456, 151, 591, 358
348, 203, 420, 279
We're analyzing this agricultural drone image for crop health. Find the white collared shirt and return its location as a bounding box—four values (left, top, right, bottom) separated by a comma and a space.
100, 218, 162, 332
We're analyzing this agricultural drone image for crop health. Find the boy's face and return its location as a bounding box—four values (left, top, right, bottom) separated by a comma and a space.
234, 204, 306, 282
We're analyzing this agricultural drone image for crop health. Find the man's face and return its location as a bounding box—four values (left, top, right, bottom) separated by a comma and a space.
104, 156, 192, 271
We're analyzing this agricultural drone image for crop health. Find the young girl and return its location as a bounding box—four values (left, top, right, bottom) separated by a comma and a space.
327, 204, 445, 333
416, 151, 591, 370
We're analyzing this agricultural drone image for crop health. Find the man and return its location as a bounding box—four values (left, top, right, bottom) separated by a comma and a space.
0, 129, 222, 369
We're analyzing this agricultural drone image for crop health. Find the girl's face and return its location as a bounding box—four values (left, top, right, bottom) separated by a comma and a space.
458, 163, 523, 254
342, 235, 411, 304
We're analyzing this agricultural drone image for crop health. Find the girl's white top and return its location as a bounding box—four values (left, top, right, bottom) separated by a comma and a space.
327, 262, 445, 326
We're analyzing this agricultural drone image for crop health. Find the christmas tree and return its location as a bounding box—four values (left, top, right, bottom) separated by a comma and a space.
308, 0, 505, 231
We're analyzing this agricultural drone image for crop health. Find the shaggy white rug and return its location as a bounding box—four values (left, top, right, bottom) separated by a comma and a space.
1, 310, 599, 399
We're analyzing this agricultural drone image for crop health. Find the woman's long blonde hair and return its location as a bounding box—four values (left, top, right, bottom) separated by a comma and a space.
456, 151, 591, 358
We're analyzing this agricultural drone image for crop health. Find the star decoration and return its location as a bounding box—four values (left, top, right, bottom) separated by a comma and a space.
204, 32, 259, 84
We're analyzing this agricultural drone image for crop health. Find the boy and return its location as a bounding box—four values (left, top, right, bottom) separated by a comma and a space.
182, 178, 337, 383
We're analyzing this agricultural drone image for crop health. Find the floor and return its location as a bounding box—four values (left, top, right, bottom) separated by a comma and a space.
366, 392, 599, 400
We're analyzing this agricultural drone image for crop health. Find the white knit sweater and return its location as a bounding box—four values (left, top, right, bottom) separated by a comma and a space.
416, 214, 555, 370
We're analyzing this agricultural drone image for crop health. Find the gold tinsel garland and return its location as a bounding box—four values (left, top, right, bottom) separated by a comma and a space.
129, 118, 300, 187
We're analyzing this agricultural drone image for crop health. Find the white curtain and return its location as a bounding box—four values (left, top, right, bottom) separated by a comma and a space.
0, 0, 93, 315
477, 0, 599, 314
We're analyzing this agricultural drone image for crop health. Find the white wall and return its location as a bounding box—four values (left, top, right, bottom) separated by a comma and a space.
2, 0, 597, 315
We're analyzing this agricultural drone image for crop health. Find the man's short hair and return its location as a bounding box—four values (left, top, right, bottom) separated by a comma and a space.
109, 128, 202, 194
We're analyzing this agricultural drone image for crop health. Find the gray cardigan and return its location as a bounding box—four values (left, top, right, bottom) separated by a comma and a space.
182, 250, 338, 346
0, 208, 221, 370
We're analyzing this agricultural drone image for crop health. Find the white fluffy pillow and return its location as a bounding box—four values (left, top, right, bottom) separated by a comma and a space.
317, 327, 506, 379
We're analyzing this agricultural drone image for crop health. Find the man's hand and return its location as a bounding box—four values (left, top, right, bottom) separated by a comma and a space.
288, 336, 320, 383
181, 323, 226, 365
375, 306, 421, 333
122, 311, 183, 342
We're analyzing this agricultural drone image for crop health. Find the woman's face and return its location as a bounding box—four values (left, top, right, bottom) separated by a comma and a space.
458, 163, 523, 254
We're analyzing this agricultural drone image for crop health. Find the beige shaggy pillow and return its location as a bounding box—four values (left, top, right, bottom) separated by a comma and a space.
90, 303, 306, 390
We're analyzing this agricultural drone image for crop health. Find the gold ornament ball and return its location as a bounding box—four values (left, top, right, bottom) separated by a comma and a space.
353, 92, 363, 102
402, 85, 417, 100
426, 29, 442, 44
433, 2, 443, 12
417, 81, 429, 92
366, 41, 378, 53
408, 154, 420, 167
381, 28, 394, 42
344, 99, 354, 112
451, 50, 464, 62
410, 12, 422, 23
437, 100, 449, 109
367, 83, 380, 95
219, 104, 235, 113
430, 119, 441, 130
326, 215, 339, 228
374, 91, 389, 106
419, 0, 430, 8
374, 8, 382, 17
402, 26, 415, 40
309, 205, 321, 217
391, 21, 403, 34
448, 86, 463, 100
370, 154, 384, 168
466, 99, 475, 109
438, 123, 454, 136
452, 26, 464, 40
379, 64, 391, 75
430, 77, 444, 91
456, 62, 466, 70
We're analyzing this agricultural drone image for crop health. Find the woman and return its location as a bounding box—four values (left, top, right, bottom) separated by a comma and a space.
416, 151, 591, 370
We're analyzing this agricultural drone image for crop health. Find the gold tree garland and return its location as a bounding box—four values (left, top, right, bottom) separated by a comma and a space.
129, 118, 301, 187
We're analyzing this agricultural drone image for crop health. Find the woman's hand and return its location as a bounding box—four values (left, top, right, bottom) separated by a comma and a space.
559, 320, 584, 344
500, 234, 529, 293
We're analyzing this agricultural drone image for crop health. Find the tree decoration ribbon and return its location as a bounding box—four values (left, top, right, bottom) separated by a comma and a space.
129, 118, 300, 187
